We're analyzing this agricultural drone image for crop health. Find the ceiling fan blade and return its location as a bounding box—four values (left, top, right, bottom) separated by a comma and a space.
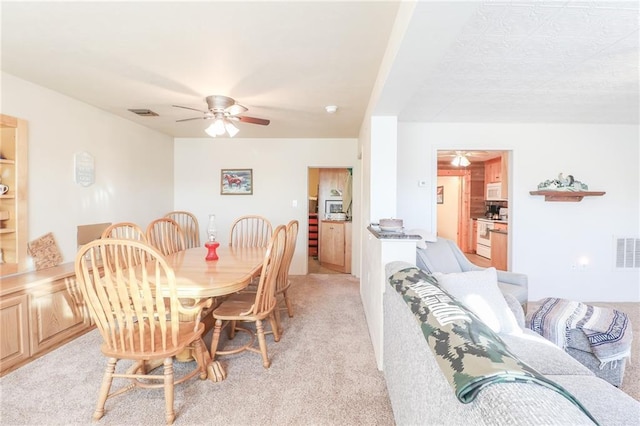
226, 103, 248, 116
176, 117, 205, 122
172, 105, 207, 113
237, 116, 270, 126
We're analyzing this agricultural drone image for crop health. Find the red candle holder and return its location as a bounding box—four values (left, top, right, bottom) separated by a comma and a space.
205, 241, 220, 261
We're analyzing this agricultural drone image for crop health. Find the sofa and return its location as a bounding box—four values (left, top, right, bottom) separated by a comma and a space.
383, 261, 640, 425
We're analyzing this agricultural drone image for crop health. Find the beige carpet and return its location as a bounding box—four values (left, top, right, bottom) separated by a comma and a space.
0, 274, 394, 426
0, 275, 637, 425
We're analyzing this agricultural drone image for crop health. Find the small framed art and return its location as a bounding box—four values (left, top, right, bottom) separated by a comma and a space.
221, 169, 253, 195
437, 186, 444, 204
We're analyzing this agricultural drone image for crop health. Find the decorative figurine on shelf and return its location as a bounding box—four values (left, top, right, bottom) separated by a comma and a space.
537, 173, 589, 191
205, 214, 219, 261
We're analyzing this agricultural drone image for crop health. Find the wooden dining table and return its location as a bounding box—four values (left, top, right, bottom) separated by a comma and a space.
151, 244, 267, 382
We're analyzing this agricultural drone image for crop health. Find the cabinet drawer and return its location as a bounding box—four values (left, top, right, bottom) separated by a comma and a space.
0, 294, 30, 374
309, 225, 318, 232
309, 232, 318, 239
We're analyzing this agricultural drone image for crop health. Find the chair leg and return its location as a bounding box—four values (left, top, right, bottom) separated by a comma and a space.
283, 290, 294, 318
210, 319, 223, 361
192, 338, 209, 380
274, 305, 283, 337
163, 357, 175, 425
228, 320, 237, 339
269, 312, 281, 342
256, 319, 271, 368
93, 358, 117, 421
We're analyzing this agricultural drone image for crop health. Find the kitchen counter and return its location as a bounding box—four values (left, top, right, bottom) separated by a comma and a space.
474, 217, 508, 224
367, 225, 421, 240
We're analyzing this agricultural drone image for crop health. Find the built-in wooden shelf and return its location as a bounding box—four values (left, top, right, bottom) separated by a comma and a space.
529, 190, 606, 202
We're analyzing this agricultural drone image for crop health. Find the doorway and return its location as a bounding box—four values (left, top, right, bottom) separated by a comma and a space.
436, 150, 509, 267
307, 167, 352, 274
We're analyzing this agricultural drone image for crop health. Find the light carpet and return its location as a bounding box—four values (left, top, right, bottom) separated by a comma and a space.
0, 274, 394, 426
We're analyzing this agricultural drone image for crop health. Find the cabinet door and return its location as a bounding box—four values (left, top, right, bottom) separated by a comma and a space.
0, 294, 30, 374
29, 275, 91, 355
319, 222, 345, 266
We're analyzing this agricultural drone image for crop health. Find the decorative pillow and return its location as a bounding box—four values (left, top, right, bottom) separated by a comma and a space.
406, 229, 437, 249
434, 267, 521, 334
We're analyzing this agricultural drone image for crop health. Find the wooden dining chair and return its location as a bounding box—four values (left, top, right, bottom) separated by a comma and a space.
274, 220, 299, 330
210, 225, 286, 369
146, 217, 187, 256
101, 222, 147, 242
165, 211, 200, 248
228, 215, 272, 248
75, 238, 212, 425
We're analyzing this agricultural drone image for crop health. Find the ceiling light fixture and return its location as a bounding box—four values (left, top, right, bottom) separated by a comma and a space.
451, 152, 470, 167
205, 114, 239, 138
325, 105, 338, 113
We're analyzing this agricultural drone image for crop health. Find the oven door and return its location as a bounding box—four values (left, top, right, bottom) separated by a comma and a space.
476, 220, 495, 248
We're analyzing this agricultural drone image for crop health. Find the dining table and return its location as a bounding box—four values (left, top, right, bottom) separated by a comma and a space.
151, 244, 267, 382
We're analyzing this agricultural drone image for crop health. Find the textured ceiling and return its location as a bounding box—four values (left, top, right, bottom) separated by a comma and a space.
1, 1, 638, 140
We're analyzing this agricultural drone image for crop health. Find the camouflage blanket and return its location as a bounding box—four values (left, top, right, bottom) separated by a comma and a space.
388, 267, 598, 424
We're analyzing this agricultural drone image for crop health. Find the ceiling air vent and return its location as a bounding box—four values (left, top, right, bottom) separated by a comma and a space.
128, 109, 158, 117
614, 237, 639, 269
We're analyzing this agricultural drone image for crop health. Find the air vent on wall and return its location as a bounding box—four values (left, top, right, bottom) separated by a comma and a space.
128, 109, 158, 117
614, 237, 639, 269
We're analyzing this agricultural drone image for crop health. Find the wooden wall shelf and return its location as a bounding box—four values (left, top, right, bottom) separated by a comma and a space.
529, 190, 605, 202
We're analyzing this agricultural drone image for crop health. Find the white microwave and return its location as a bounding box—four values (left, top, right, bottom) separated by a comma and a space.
486, 182, 505, 200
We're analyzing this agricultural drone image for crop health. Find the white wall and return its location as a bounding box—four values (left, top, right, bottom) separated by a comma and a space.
1, 73, 174, 264
397, 122, 640, 302
173, 137, 359, 275
436, 176, 459, 241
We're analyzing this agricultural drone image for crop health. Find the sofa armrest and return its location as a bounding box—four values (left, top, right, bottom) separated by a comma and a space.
496, 270, 528, 287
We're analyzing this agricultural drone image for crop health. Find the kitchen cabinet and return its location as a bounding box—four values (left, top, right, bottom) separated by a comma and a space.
484, 154, 508, 200
490, 224, 508, 271
0, 263, 94, 376
319, 220, 351, 273
0, 114, 28, 276
471, 219, 478, 253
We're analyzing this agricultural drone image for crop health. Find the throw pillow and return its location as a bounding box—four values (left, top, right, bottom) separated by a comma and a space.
406, 229, 437, 249
434, 267, 521, 335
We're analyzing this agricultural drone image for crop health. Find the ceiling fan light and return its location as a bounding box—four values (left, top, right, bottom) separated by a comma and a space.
225, 120, 239, 137
451, 156, 461, 167
205, 123, 218, 137
460, 155, 470, 167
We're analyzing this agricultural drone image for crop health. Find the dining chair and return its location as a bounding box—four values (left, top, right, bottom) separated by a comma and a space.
274, 220, 299, 332
101, 222, 147, 242
74, 238, 212, 425
165, 210, 200, 248
228, 215, 273, 248
210, 225, 286, 369
146, 217, 187, 256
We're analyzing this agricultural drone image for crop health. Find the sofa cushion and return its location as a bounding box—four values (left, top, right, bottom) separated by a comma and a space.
434, 267, 521, 334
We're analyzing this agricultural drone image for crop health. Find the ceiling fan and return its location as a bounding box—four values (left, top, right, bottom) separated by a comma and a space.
173, 95, 270, 137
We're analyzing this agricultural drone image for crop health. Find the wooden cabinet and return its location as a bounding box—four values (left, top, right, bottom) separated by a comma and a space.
0, 114, 28, 276
0, 263, 94, 376
490, 223, 508, 271
471, 219, 478, 253
484, 154, 508, 200
308, 213, 318, 256
319, 221, 351, 273
0, 294, 30, 373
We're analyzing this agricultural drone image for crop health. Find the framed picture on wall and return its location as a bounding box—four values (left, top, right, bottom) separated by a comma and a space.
437, 186, 444, 204
221, 169, 253, 195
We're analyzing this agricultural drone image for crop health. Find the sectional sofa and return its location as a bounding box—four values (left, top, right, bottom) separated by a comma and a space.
383, 261, 640, 425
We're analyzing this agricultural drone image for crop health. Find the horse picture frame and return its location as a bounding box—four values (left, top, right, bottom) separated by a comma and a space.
221, 169, 253, 195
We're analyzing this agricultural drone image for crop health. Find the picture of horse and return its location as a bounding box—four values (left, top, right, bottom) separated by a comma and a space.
221, 169, 253, 195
